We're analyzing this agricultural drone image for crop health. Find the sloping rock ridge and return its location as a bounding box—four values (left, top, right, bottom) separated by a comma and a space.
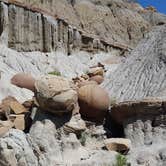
103, 25, 166, 102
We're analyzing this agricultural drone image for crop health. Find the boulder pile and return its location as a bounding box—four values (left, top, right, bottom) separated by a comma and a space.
0, 71, 112, 144
9, 68, 110, 124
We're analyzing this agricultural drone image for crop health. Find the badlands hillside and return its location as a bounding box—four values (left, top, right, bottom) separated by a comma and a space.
0, 0, 166, 165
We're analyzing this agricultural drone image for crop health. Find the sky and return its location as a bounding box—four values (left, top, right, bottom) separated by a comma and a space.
138, 0, 166, 14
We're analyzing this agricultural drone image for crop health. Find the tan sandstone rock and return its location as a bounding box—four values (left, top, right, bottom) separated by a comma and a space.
10, 101, 27, 115
88, 67, 104, 77
104, 138, 131, 154
64, 114, 86, 135
9, 114, 25, 131
0, 120, 14, 137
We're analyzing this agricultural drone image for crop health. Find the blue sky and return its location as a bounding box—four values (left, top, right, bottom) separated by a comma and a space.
138, 0, 166, 14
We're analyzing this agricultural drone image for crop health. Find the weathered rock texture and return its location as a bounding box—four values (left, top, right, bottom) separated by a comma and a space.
139, 8, 166, 26
127, 114, 166, 166
1, 0, 165, 54
103, 25, 166, 102
0, 0, 166, 54
111, 98, 166, 125
111, 98, 166, 166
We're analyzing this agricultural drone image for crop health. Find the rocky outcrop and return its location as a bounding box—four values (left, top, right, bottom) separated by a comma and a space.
141, 12, 166, 26
0, 116, 118, 166
1, 0, 166, 54
110, 98, 166, 125
139, 7, 166, 26
2, 0, 162, 54
108, 98, 166, 166
103, 25, 166, 102
74, 0, 150, 47
0, 1, 166, 166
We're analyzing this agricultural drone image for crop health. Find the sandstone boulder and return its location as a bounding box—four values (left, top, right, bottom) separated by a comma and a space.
104, 138, 131, 154
88, 67, 104, 77
11, 73, 36, 92
35, 75, 78, 114
0, 96, 31, 133
9, 101, 27, 115
78, 84, 110, 122
0, 120, 14, 137
9, 114, 25, 131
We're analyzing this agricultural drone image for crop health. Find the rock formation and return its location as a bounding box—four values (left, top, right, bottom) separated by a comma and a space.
0, 0, 165, 165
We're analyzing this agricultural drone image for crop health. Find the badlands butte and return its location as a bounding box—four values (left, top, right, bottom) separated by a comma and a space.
0, 0, 166, 165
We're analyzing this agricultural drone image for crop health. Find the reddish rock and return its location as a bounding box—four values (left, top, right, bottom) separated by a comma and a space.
78, 80, 97, 88
78, 84, 110, 122
11, 73, 36, 92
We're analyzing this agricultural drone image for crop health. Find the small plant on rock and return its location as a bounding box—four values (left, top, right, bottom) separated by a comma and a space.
110, 97, 117, 106
113, 154, 128, 166
48, 71, 61, 76
79, 131, 90, 146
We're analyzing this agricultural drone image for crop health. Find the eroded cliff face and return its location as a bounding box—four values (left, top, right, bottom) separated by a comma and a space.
0, 0, 157, 53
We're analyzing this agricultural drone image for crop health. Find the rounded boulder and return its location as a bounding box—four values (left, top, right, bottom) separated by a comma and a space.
35, 75, 78, 114
11, 73, 35, 92
78, 84, 110, 122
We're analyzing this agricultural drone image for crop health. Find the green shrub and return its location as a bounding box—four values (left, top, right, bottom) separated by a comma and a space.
113, 154, 128, 166
110, 97, 117, 106
79, 132, 90, 146
48, 71, 61, 76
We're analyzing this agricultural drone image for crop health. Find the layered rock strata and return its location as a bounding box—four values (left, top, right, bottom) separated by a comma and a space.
0, 0, 151, 48
0, 1, 131, 54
